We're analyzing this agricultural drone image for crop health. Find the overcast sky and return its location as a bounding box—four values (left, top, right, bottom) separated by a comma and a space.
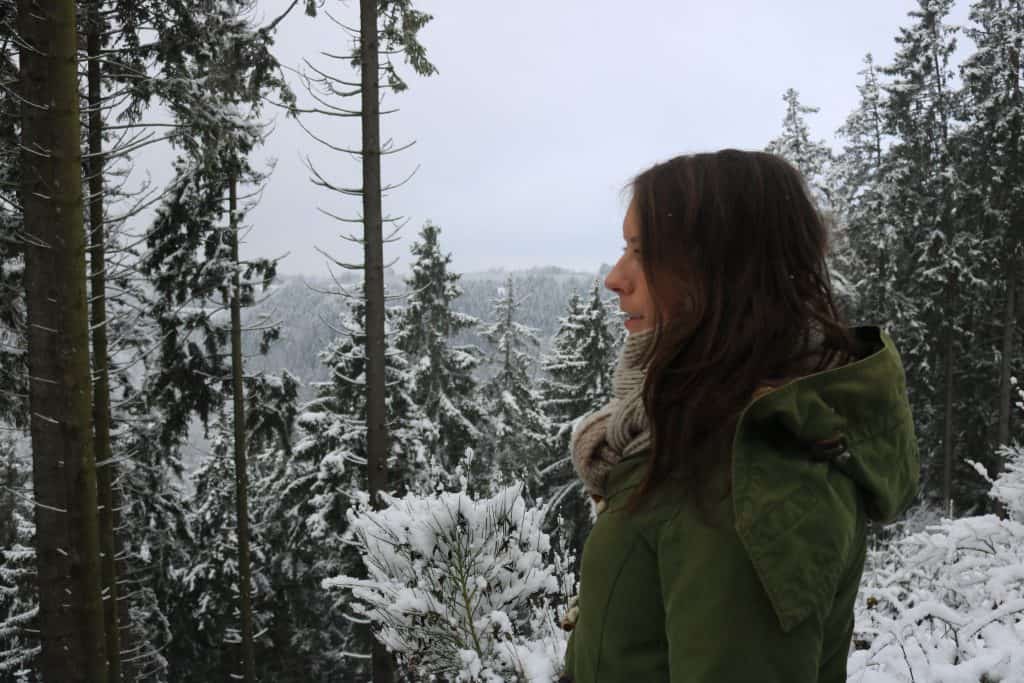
180, 0, 974, 277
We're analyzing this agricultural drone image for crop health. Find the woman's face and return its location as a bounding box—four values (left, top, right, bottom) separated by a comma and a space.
605, 201, 656, 333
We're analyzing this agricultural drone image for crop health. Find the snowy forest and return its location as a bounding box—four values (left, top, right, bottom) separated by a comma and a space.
1, 0, 1024, 681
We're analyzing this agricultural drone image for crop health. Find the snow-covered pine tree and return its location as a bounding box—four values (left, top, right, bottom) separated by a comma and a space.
137, 3, 295, 677
111, 399, 183, 682
0, 11, 24, 433
138, 0, 286, 450
395, 222, 483, 471
178, 371, 298, 683
253, 291, 433, 680
0, 21, 32, 677
293, 2, 438, 676
960, 0, 1024, 475
0, 435, 38, 681
540, 281, 616, 455
765, 88, 859, 310
171, 405, 273, 683
881, 0, 980, 512
766, 88, 835, 210
537, 280, 618, 576
832, 53, 900, 326
323, 484, 573, 681
174, 373, 304, 681
479, 277, 551, 490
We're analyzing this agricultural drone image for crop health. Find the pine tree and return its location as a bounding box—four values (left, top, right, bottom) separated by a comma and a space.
766, 88, 835, 209
17, 0, 107, 677
396, 222, 483, 469
536, 281, 618, 577
540, 281, 616, 455
0, 435, 38, 680
480, 277, 550, 487
881, 0, 977, 512
960, 0, 1024, 480
173, 406, 272, 683
137, 4, 294, 676
293, 4, 437, 672
254, 294, 432, 680
833, 53, 900, 326
0, 7, 24, 435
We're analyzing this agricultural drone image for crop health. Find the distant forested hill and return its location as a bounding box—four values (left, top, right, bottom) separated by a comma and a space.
241, 265, 615, 399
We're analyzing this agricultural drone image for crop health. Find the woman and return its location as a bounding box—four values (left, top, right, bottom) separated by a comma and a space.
558, 150, 919, 683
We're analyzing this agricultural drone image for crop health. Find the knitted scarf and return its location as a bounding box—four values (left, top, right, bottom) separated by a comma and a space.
570, 329, 654, 501
570, 323, 838, 502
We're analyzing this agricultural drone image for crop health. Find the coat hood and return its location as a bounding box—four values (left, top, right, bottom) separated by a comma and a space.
731, 325, 920, 632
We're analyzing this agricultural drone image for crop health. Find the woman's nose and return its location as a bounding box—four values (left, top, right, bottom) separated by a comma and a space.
604, 263, 626, 295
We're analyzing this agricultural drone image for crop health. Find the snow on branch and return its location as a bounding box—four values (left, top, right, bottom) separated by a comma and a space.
323, 484, 574, 681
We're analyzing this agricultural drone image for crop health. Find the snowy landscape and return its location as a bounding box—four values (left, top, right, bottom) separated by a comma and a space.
2, 0, 1024, 681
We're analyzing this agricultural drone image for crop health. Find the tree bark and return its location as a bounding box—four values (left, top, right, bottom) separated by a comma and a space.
17, 0, 108, 680
359, 0, 395, 680
85, 1, 125, 677
998, 251, 1017, 451
942, 270, 956, 517
228, 171, 257, 683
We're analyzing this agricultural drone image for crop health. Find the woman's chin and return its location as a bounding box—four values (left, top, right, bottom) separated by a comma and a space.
624, 317, 651, 333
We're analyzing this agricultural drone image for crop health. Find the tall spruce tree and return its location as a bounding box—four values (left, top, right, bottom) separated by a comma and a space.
881, 0, 977, 512
254, 293, 433, 680
395, 222, 482, 469
833, 53, 899, 326
537, 280, 618, 576
0, 10, 31, 675
0, 435, 38, 679
173, 404, 273, 683
960, 0, 1024, 479
765, 88, 858, 308
293, 3, 436, 675
766, 88, 835, 209
138, 3, 294, 677
480, 277, 550, 486
17, 0, 107, 679
540, 281, 616, 455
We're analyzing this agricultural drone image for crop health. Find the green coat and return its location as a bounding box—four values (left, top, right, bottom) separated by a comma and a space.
561, 326, 919, 682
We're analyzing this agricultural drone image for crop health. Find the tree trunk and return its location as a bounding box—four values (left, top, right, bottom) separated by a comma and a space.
17, 0, 108, 680
85, 1, 125, 677
998, 251, 1017, 450
359, 0, 395, 680
228, 171, 257, 683
942, 270, 956, 517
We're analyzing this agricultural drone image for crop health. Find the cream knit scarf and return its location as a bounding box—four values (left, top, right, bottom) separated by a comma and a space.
570, 322, 837, 502
570, 329, 655, 501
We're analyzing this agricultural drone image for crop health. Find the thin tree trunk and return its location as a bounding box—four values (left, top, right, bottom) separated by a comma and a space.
85, 1, 124, 678
359, 0, 394, 680
17, 0, 107, 680
505, 278, 513, 385
942, 271, 956, 517
998, 252, 1017, 450
228, 171, 257, 683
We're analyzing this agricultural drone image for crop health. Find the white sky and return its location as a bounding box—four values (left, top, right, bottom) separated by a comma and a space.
152, 0, 975, 277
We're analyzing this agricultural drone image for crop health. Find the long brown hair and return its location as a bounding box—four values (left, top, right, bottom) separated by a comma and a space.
625, 149, 859, 516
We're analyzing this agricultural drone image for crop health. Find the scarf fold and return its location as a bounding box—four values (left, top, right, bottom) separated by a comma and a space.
570, 329, 654, 501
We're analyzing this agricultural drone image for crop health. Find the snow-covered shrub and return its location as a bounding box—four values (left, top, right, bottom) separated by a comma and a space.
850, 439, 1024, 681
324, 484, 575, 681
